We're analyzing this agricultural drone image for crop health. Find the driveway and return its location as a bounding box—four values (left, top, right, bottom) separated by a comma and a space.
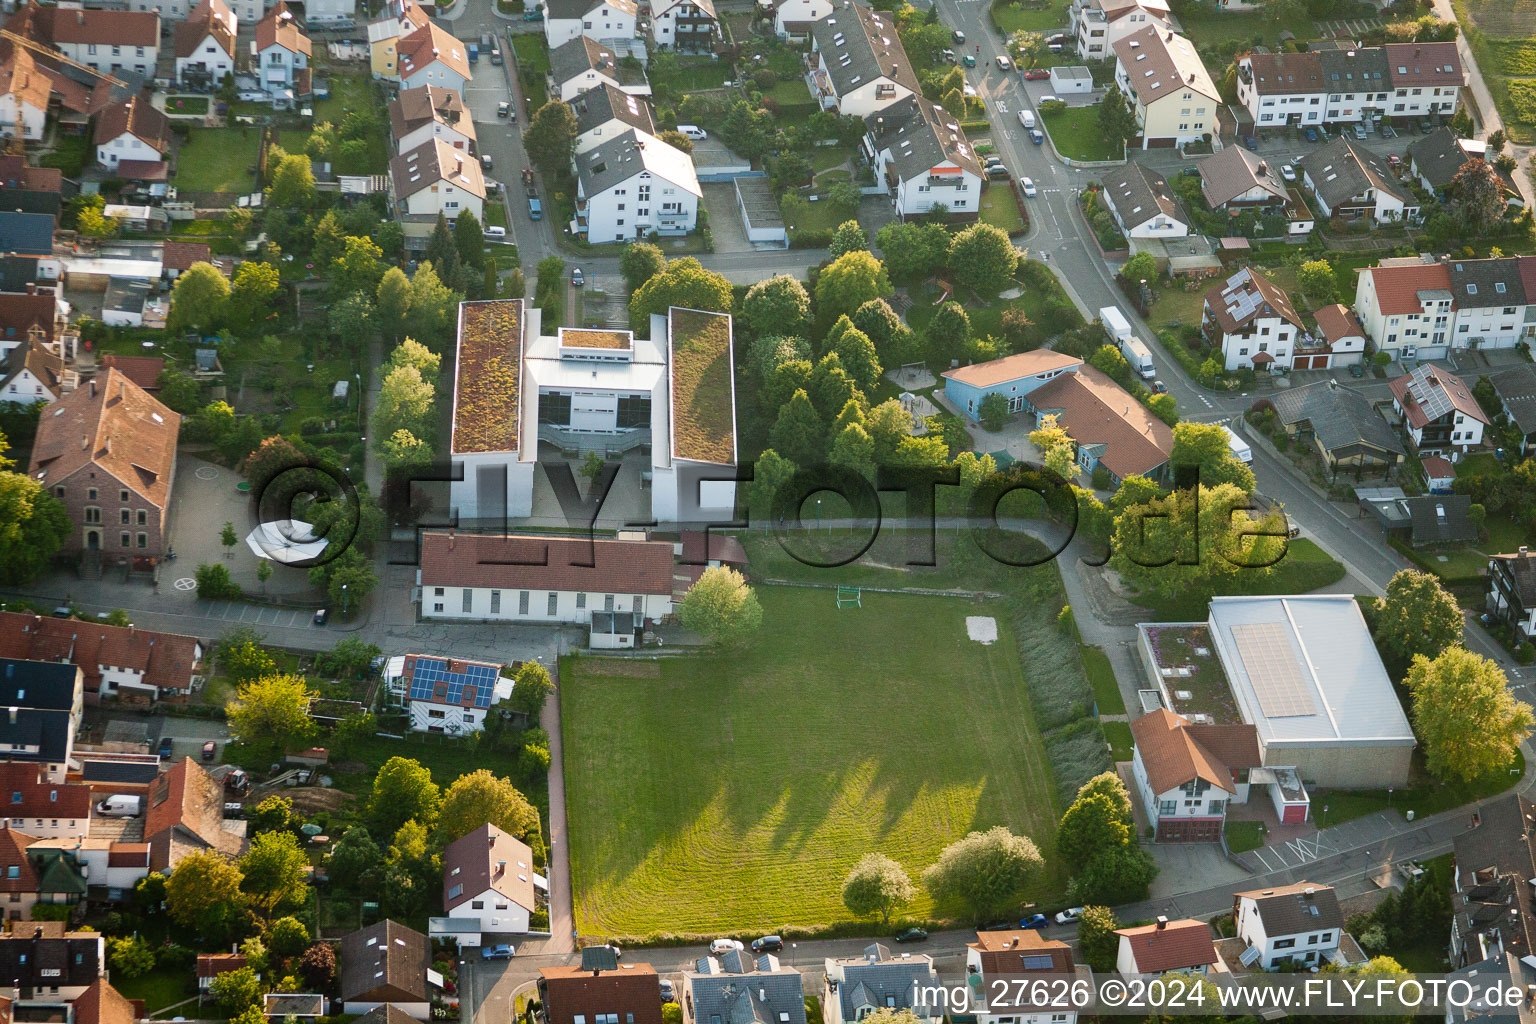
700, 182, 752, 254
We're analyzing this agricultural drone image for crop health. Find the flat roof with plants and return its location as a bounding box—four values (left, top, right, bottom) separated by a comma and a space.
452, 300, 523, 455
668, 307, 735, 465
1141, 623, 1239, 724
561, 328, 633, 350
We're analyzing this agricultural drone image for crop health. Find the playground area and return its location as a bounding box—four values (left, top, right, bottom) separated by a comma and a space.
559, 584, 1062, 939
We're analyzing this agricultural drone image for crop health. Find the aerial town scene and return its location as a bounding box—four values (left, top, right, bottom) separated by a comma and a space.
4, 0, 1536, 1013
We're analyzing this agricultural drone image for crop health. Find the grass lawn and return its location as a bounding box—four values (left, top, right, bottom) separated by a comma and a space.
314, 75, 390, 173
115, 967, 196, 1011
1080, 645, 1125, 715
1179, 7, 1318, 50
781, 194, 853, 237
980, 182, 1027, 235
39, 136, 91, 177
990, 0, 1070, 33
905, 272, 1077, 351
1452, 0, 1536, 143
175, 128, 259, 193
1148, 283, 1207, 329
1133, 538, 1348, 620
165, 95, 210, 115
811, 144, 856, 173
1102, 720, 1133, 762
653, 59, 732, 92
1040, 104, 1123, 161
1314, 750, 1526, 828
1224, 820, 1264, 853
768, 77, 816, 116
1483, 514, 1532, 553
511, 32, 551, 72
562, 585, 1064, 938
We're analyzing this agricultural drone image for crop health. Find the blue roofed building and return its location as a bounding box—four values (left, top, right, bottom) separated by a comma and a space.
684, 951, 807, 1024
822, 944, 940, 1024
0, 210, 55, 256
383, 653, 512, 734
941, 349, 1084, 422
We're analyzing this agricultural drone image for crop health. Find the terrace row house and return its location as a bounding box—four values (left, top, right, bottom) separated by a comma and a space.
1236, 42, 1464, 130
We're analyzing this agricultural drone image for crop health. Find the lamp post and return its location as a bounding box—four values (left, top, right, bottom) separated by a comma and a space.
354, 372, 362, 416
341, 583, 348, 620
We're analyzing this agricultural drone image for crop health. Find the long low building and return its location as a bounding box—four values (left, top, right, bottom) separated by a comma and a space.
418, 532, 675, 633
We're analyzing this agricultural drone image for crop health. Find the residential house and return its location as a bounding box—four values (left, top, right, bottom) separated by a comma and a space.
0, 610, 204, 701
367, 0, 431, 79
0, 286, 58, 356
1069, 0, 1171, 61
0, 660, 83, 780
538, 957, 664, 1024
1130, 707, 1264, 842
1116, 919, 1222, 975
265, 995, 326, 1019
863, 96, 982, 219
1097, 159, 1189, 239
397, 21, 472, 94
1446, 256, 1534, 351
1450, 793, 1536, 969
143, 757, 248, 872
440, 823, 538, 938
0, 46, 50, 140
1389, 362, 1488, 456
25, 837, 148, 901
1352, 255, 1456, 358
25, 6, 159, 77
1487, 547, 1536, 641
1300, 135, 1415, 223
389, 86, 475, 154
196, 954, 247, 991
384, 654, 511, 734
965, 930, 1085, 1024
1198, 145, 1288, 211
0, 828, 89, 918
544, 0, 638, 47
1409, 127, 1523, 208
677, 531, 748, 570
550, 36, 622, 101
447, 301, 738, 527
942, 349, 1084, 420
1235, 42, 1461, 129
391, 138, 486, 224
1232, 883, 1345, 970
1305, 303, 1367, 369
822, 944, 939, 1024
650, 0, 717, 50
1269, 380, 1403, 478
0, 925, 105, 1000
93, 95, 169, 173
254, 2, 312, 107
1110, 27, 1217, 150
339, 920, 430, 1019
1487, 364, 1536, 454
1201, 267, 1304, 371
0, 187, 61, 226
773, 0, 831, 41
572, 84, 656, 155
27, 368, 179, 561
0, 763, 91, 840
160, 242, 213, 283
1235, 51, 1324, 130
0, 336, 72, 405
1383, 41, 1463, 118
1423, 454, 1457, 491
573, 129, 700, 243
1361, 492, 1477, 546
72, 979, 137, 1024
805, 6, 919, 118
681, 950, 806, 1024
173, 0, 236, 89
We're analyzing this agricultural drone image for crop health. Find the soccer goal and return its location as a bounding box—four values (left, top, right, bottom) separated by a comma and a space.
837, 586, 862, 609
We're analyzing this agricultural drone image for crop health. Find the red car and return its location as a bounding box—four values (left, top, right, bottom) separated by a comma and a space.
1024, 68, 1051, 80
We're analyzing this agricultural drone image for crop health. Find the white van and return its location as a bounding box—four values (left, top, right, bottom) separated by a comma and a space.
1018, 110, 1035, 129
1220, 424, 1253, 464
676, 124, 708, 140
97, 795, 142, 817
484, 225, 507, 240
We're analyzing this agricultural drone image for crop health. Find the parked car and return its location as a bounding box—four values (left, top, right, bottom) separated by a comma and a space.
482, 945, 516, 960
677, 124, 708, 140
1280, 164, 1296, 182
1304, 127, 1320, 142
660, 980, 676, 1003
1039, 94, 1059, 104
1387, 153, 1402, 168
157, 736, 174, 758
710, 939, 744, 955
1021, 176, 1037, 197
1242, 135, 1258, 151
963, 83, 978, 97
1018, 109, 1035, 128
985, 162, 1009, 179
481, 153, 493, 171
571, 267, 584, 286
1023, 68, 1050, 80
1353, 123, 1368, 140
1420, 118, 1435, 134
1349, 361, 1365, 377
952, 28, 965, 42
490, 46, 503, 64
528, 197, 543, 219
523, 4, 542, 17
751, 936, 783, 953
997, 55, 1011, 70
1054, 907, 1086, 925
498, 101, 511, 117
1150, 379, 1168, 394
1048, 31, 1068, 42
1029, 128, 1044, 144
202, 740, 217, 761
963, 53, 976, 67
942, 48, 956, 62
894, 927, 929, 943
1380, 123, 1397, 138
313, 607, 328, 625
1020, 914, 1049, 930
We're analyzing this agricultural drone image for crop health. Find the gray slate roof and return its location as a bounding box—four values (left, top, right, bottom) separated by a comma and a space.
1447, 256, 1527, 308
685, 958, 806, 1024
546, 0, 636, 20
1407, 493, 1476, 546
1300, 136, 1406, 210
1488, 364, 1536, 435
0, 211, 54, 257
1098, 159, 1184, 231
549, 35, 617, 89
1241, 885, 1343, 937
1316, 46, 1388, 92
1198, 145, 1287, 208
571, 83, 655, 138
830, 945, 937, 1021
1269, 380, 1404, 457
810, 6, 920, 103
1410, 126, 1478, 188
864, 94, 981, 183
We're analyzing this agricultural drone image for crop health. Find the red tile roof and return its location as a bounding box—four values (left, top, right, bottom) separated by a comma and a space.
1115, 920, 1219, 973
1389, 364, 1488, 429
196, 954, 248, 979
1312, 303, 1363, 344
1383, 41, 1463, 88
107, 843, 149, 868
173, 0, 235, 59
0, 611, 202, 695
93, 95, 169, 153
398, 21, 467, 80
1364, 261, 1453, 316
0, 47, 50, 119
0, 157, 62, 193
1203, 267, 1302, 336
72, 979, 137, 1024
0, 830, 38, 894
0, 762, 92, 818
1131, 708, 1261, 795
36, 6, 159, 46
256, 2, 311, 56
0, 291, 55, 345
442, 823, 536, 913
1421, 455, 1455, 478
145, 758, 245, 871
160, 241, 211, 273
539, 963, 664, 1024
99, 354, 164, 391
418, 532, 676, 595
1026, 365, 1174, 480
28, 367, 180, 510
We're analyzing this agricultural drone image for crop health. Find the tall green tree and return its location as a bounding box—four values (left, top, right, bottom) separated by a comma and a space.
1169, 421, 1256, 493
332, 236, 386, 298
228, 674, 316, 757
374, 364, 436, 441
453, 210, 485, 269
377, 266, 413, 339
1373, 569, 1464, 666
0, 464, 71, 585
405, 261, 461, 349
829, 219, 868, 260
1097, 84, 1137, 149
1076, 906, 1121, 971
166, 851, 246, 938
921, 826, 1043, 920
168, 262, 230, 333
741, 275, 812, 340
522, 100, 578, 178
1406, 646, 1532, 782
841, 853, 915, 924
680, 566, 764, 647
369, 756, 441, 835
425, 214, 464, 291
770, 389, 827, 464
619, 242, 667, 296
437, 770, 542, 846
948, 223, 1018, 296
510, 660, 555, 718
815, 251, 893, 334
875, 221, 951, 282
266, 153, 317, 210
239, 830, 310, 920
629, 257, 733, 333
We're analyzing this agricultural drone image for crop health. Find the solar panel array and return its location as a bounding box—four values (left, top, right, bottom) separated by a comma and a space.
1223, 270, 1264, 323
407, 656, 499, 708
1230, 621, 1319, 719
1407, 364, 1454, 420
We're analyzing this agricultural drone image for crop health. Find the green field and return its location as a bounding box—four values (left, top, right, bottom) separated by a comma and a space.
1132, 538, 1348, 620
1080, 645, 1125, 714
990, 0, 1070, 33
175, 128, 260, 193
1453, 0, 1536, 142
1040, 104, 1124, 161
562, 585, 1064, 939
980, 181, 1028, 235
1178, 6, 1319, 50
1224, 820, 1264, 854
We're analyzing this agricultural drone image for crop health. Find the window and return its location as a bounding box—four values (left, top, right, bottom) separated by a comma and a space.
576, 593, 586, 609
490, 590, 501, 614
471, 900, 485, 909
462, 590, 473, 613
137, 533, 147, 549
519, 591, 530, 615
121, 509, 130, 525
1275, 939, 1296, 949
54, 487, 63, 498
1307, 934, 1319, 945
605, 594, 615, 611
547, 592, 558, 615
1159, 800, 1177, 815
88, 488, 98, 500
119, 489, 129, 502
1320, 932, 1333, 942
4, 867, 15, 879
121, 532, 131, 548
8, 793, 18, 805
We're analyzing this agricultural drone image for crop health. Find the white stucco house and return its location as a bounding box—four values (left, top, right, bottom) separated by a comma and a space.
173, 0, 237, 88
863, 96, 983, 219
397, 22, 472, 94
390, 138, 486, 222
1070, 0, 1170, 60
1232, 884, 1346, 971
0, 49, 48, 141
94, 95, 169, 171
574, 128, 700, 243
1097, 160, 1189, 238
441, 824, 539, 937
383, 654, 512, 734
1201, 267, 1305, 372
1300, 136, 1414, 224
544, 0, 638, 47
1115, 919, 1222, 975
1111, 26, 1217, 150
805, 6, 918, 117
389, 86, 476, 154
254, 2, 313, 106
650, 0, 718, 50
773, 0, 831, 40
572, 83, 656, 155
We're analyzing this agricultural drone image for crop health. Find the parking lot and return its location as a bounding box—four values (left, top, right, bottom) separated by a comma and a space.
188, 598, 320, 628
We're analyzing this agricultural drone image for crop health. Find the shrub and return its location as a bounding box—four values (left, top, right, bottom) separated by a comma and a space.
1518, 642, 1535, 665
1091, 465, 1110, 490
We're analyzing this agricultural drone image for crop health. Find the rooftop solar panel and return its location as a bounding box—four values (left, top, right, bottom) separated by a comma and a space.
406, 656, 498, 708
1231, 622, 1319, 719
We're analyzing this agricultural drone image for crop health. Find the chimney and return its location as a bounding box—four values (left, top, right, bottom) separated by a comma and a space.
759, 989, 766, 1002
449, 529, 455, 550
8, 709, 16, 726
25, 283, 33, 295
1155, 916, 1167, 929
89, 379, 96, 398
1521, 546, 1529, 556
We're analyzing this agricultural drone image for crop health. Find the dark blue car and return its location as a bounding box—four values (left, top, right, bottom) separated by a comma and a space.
1304, 127, 1320, 142
1020, 914, 1049, 930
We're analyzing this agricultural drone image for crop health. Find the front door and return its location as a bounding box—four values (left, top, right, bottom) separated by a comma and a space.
86, 530, 100, 550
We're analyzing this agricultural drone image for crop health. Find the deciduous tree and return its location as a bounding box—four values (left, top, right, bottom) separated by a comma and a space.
1406, 646, 1533, 782
1453, 158, 1505, 234
437, 769, 542, 846
0, 469, 71, 585
228, 674, 316, 757
829, 219, 869, 260
815, 251, 893, 334
629, 257, 733, 333
874, 221, 951, 283
741, 275, 812, 340
211, 967, 265, 1015
510, 660, 555, 718
680, 566, 763, 647
1076, 906, 1120, 972
266, 153, 316, 210
374, 364, 436, 441
166, 851, 246, 939
769, 389, 826, 464
377, 266, 413, 339
1297, 259, 1337, 303
1111, 483, 1286, 607
620, 242, 667, 296
1374, 569, 1464, 666
168, 262, 230, 333
522, 100, 578, 178
921, 826, 1043, 920
1169, 421, 1256, 493
240, 830, 310, 920
369, 756, 441, 835
841, 853, 915, 924
947, 223, 1017, 296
